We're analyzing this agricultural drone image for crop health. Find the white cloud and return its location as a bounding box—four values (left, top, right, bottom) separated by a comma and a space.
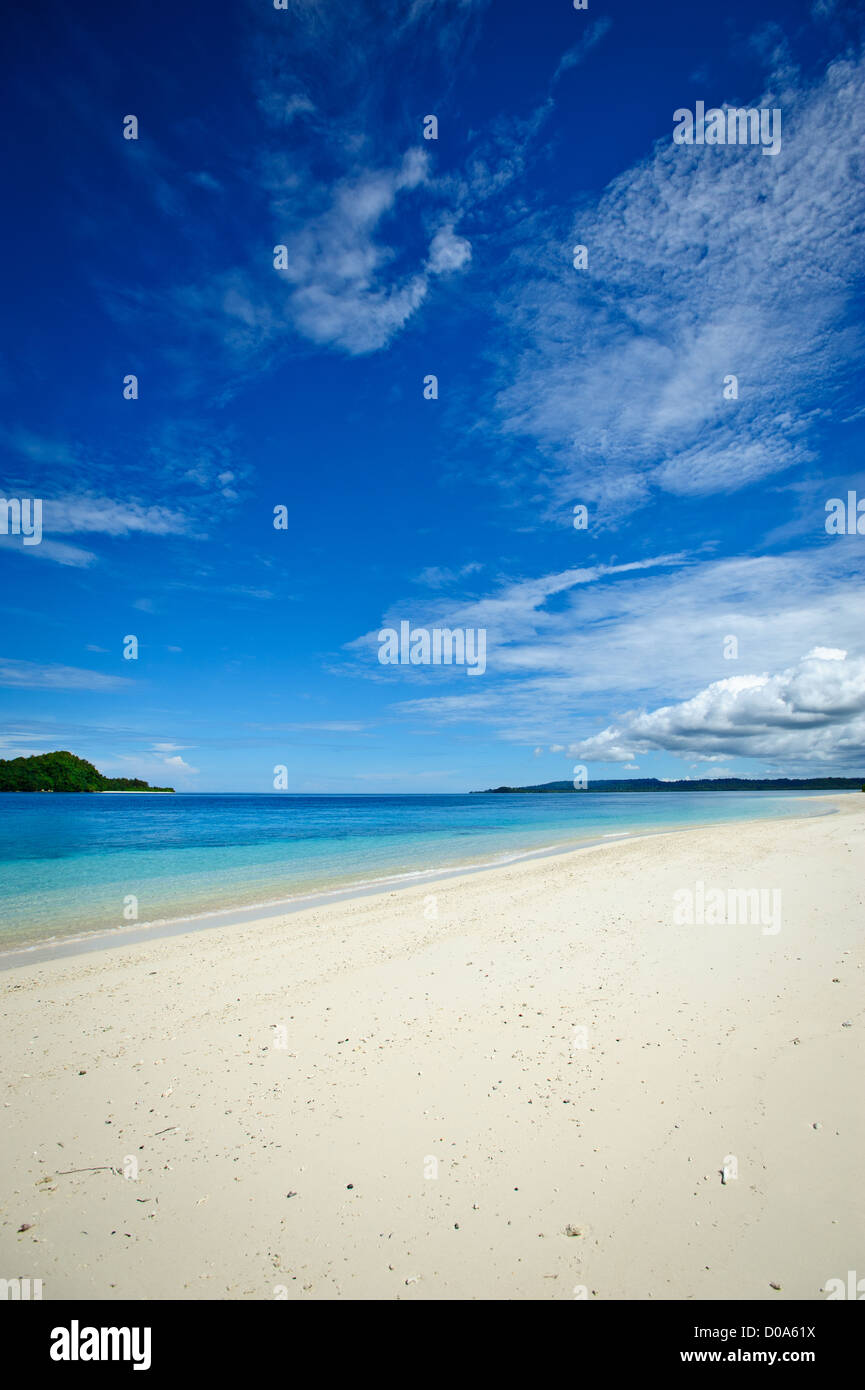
414, 562, 483, 588
492, 51, 865, 517
43, 496, 189, 537
274, 151, 471, 354
247, 721, 369, 733
349, 553, 684, 671
567, 650, 865, 768
382, 543, 865, 762
427, 223, 472, 274
258, 91, 316, 125
163, 754, 198, 774
0, 660, 133, 691
552, 17, 612, 83
0, 535, 96, 567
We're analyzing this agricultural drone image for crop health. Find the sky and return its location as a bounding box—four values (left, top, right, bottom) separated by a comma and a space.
1, 0, 864, 793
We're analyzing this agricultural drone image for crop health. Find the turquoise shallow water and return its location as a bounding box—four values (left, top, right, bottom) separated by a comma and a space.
0, 790, 829, 951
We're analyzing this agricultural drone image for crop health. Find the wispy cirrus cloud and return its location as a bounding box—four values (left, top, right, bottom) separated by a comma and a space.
490, 49, 865, 520
42, 497, 189, 537
245, 721, 370, 733
0, 0, 474, 428
414, 562, 484, 589
346, 554, 686, 671
103, 143, 473, 365
0, 421, 248, 566
0, 659, 133, 691
0, 535, 96, 568
0, 494, 190, 567
384, 543, 865, 756
96, 750, 199, 784
552, 16, 613, 85
274, 150, 472, 354
89, 1, 484, 376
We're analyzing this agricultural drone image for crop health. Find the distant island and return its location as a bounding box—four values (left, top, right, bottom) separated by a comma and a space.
0, 751, 175, 793
478, 777, 865, 794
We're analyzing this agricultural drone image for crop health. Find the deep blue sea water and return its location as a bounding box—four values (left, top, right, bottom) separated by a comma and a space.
0, 791, 831, 952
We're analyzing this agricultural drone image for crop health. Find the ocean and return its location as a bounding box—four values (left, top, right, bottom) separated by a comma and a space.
0, 790, 832, 956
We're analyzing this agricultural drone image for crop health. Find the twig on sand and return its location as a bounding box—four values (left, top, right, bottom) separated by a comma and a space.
56, 1166, 117, 1175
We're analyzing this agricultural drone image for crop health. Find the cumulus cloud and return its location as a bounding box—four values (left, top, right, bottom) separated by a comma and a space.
567, 650, 865, 768
163, 754, 198, 774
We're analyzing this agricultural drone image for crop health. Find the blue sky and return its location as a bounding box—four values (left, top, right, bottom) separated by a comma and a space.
1, 0, 864, 792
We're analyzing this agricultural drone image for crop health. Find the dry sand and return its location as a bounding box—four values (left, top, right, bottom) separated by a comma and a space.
1, 797, 863, 1300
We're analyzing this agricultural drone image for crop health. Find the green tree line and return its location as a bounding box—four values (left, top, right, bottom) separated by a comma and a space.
0, 751, 174, 793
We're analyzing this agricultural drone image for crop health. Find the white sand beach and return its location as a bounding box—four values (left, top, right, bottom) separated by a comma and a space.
1, 797, 862, 1300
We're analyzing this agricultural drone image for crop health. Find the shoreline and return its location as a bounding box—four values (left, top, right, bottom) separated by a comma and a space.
1, 794, 861, 1300
0, 795, 844, 971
